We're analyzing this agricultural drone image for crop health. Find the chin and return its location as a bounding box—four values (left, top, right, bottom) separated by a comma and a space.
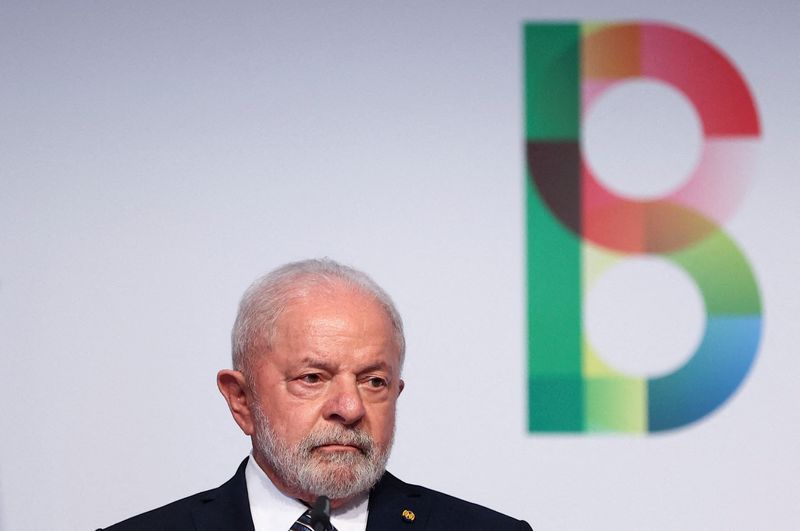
305, 457, 382, 499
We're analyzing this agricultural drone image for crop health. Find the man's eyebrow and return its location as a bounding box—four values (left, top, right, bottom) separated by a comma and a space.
357, 361, 391, 373
295, 357, 392, 374
296, 357, 336, 371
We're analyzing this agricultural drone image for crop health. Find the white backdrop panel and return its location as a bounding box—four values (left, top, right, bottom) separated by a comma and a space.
1, 1, 798, 530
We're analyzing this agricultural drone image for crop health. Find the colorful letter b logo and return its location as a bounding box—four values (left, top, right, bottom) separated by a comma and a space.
525, 22, 762, 433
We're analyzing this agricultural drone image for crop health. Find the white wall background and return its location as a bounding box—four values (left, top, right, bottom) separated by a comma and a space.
1, 1, 798, 530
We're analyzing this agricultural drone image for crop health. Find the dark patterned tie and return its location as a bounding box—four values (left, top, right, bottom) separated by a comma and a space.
289, 508, 337, 531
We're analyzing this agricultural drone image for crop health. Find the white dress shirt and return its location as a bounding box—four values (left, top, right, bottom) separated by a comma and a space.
245, 454, 369, 531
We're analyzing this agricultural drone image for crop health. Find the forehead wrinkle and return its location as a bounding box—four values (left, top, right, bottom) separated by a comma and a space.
283, 303, 389, 340
284, 319, 379, 353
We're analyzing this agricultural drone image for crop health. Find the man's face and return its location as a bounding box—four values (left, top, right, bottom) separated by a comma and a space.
247, 285, 403, 502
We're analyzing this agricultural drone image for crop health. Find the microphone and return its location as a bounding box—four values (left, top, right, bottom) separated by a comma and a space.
308, 496, 332, 531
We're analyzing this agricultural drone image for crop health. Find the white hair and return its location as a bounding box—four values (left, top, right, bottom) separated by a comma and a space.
231, 258, 405, 375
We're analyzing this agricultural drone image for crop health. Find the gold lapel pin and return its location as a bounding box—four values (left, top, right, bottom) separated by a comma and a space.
401, 509, 416, 522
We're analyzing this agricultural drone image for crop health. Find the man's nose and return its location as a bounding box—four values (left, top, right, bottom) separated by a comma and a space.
322, 377, 366, 426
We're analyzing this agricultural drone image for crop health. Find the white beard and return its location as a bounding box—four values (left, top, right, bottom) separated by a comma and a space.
251, 403, 392, 499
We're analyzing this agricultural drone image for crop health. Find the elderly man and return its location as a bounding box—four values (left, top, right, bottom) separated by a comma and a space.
101, 259, 532, 530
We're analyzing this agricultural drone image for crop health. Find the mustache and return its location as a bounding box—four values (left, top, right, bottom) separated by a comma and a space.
300, 426, 375, 455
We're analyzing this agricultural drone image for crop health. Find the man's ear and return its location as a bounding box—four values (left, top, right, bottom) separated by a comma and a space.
398, 378, 405, 396
217, 369, 255, 435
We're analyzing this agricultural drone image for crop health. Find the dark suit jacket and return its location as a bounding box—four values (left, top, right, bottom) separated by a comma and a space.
99, 459, 532, 530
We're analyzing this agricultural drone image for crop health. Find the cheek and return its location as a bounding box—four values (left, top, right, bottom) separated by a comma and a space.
262, 400, 321, 443
367, 402, 397, 443
276, 407, 320, 434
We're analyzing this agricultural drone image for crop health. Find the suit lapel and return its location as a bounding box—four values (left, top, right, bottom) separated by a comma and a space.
366, 472, 432, 531
192, 459, 256, 531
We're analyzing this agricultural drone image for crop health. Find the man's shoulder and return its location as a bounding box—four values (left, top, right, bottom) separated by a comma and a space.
98, 487, 215, 530
370, 471, 532, 530
97, 459, 253, 531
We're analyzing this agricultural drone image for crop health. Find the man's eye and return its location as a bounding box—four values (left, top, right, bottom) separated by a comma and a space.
300, 373, 322, 384
367, 377, 387, 388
